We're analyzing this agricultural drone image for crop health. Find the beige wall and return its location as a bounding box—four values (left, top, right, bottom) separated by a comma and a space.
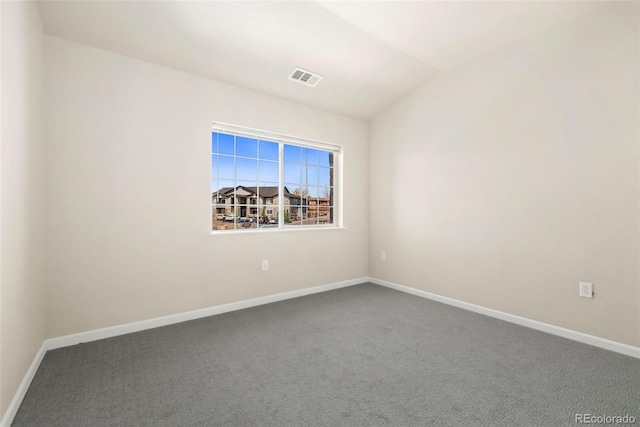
0, 1, 46, 417
369, 2, 640, 346
44, 36, 368, 338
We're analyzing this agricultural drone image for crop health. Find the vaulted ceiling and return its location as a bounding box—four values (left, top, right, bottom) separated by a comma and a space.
38, 1, 604, 120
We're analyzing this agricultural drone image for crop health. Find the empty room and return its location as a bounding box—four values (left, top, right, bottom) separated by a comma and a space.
1, 1, 639, 426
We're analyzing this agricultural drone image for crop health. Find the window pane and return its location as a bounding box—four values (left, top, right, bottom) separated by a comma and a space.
284, 162, 301, 184
307, 206, 319, 225
319, 207, 333, 224
307, 186, 320, 198
285, 191, 302, 206
284, 144, 301, 162
211, 155, 218, 189
260, 203, 278, 226
286, 205, 314, 226
235, 206, 257, 230
236, 181, 256, 188
237, 205, 249, 218
215, 206, 237, 230
318, 186, 332, 199
259, 160, 278, 182
284, 206, 295, 224
218, 155, 235, 180
236, 158, 257, 181
302, 147, 318, 165
260, 195, 276, 205
287, 178, 302, 191
235, 183, 255, 205
212, 180, 218, 200
239, 188, 259, 206
218, 179, 235, 192
259, 140, 278, 161
318, 150, 333, 167
249, 206, 261, 229
319, 167, 331, 186
213, 206, 227, 230
258, 183, 278, 206
286, 186, 307, 201
260, 184, 279, 197
236, 136, 258, 158
212, 185, 218, 203
305, 165, 318, 185
218, 133, 234, 155
300, 206, 310, 223
212, 132, 219, 153
282, 185, 292, 195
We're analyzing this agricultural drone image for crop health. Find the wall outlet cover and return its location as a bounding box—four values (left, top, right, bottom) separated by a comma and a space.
579, 282, 593, 298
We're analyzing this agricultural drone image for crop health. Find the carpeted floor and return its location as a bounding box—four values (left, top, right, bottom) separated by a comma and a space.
12, 283, 640, 426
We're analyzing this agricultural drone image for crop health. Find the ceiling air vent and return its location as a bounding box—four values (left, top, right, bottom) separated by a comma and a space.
289, 67, 323, 87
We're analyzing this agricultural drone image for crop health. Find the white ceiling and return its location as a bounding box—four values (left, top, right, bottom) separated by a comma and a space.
38, 1, 604, 120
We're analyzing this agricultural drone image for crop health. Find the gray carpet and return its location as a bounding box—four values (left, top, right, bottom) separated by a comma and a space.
12, 283, 640, 426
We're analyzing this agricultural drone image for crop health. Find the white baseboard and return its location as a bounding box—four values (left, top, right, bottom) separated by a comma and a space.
4, 275, 637, 426
47, 277, 367, 350
0, 342, 47, 427
368, 277, 640, 359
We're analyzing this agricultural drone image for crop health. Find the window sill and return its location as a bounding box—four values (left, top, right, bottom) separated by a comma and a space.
210, 226, 347, 236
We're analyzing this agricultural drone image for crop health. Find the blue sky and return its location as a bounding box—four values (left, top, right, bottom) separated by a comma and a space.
212, 132, 333, 197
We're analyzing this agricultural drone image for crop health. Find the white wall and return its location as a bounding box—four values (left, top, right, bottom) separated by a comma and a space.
369, 2, 640, 346
45, 36, 368, 338
0, 0, 46, 418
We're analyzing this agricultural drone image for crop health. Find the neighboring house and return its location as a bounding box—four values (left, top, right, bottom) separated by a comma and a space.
212, 186, 306, 220
308, 197, 332, 223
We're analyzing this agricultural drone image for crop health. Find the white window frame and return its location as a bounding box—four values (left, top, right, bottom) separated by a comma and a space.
211, 122, 342, 233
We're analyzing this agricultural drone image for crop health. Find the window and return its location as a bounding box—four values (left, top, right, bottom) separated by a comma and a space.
211, 123, 339, 232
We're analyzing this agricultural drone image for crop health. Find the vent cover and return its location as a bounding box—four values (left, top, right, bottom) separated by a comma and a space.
289, 67, 323, 87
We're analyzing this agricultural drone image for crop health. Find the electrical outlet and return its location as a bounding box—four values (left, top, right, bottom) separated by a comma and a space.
380, 251, 386, 261
262, 260, 269, 271
579, 282, 593, 298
